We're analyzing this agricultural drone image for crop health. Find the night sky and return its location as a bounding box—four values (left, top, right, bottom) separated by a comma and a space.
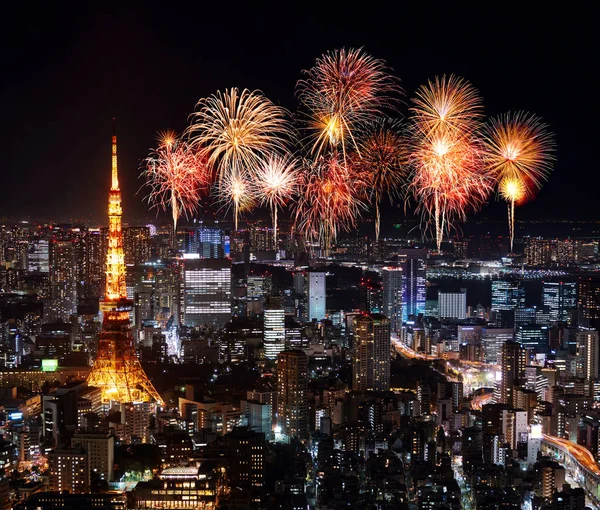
2, 3, 594, 225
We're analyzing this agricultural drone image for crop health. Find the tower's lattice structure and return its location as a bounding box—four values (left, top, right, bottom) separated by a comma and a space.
87, 127, 164, 406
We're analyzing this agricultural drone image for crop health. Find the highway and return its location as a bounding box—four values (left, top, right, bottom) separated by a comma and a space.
470, 391, 494, 411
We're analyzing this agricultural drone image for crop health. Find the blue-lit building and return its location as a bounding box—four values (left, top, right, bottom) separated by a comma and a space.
491, 280, 525, 312
542, 281, 577, 323
398, 249, 427, 322
516, 324, 549, 353
183, 226, 230, 259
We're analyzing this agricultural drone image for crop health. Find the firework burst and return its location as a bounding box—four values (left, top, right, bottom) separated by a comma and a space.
216, 170, 257, 232
296, 47, 402, 160
294, 152, 369, 256
186, 88, 291, 183
483, 111, 555, 251
256, 154, 299, 246
357, 119, 407, 242
142, 133, 209, 239
408, 75, 492, 252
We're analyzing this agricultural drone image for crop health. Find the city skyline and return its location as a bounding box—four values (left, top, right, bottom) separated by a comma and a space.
1, 4, 594, 225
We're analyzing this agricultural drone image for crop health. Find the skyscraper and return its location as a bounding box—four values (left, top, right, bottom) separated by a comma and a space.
500, 340, 526, 407
578, 279, 600, 327
542, 281, 577, 323
264, 305, 285, 360
87, 129, 163, 406
382, 266, 403, 332
352, 313, 391, 392
48, 238, 78, 322
123, 226, 150, 266
438, 289, 467, 320
398, 249, 427, 321
307, 271, 326, 322
180, 258, 232, 328
577, 330, 599, 380
277, 350, 308, 439
491, 280, 525, 312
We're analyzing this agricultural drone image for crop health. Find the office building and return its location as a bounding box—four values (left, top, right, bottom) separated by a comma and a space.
438, 289, 467, 320
577, 330, 600, 380
516, 325, 549, 354
398, 249, 427, 321
277, 350, 308, 439
71, 431, 114, 482
382, 266, 403, 333
483, 328, 514, 364
307, 271, 326, 322
27, 238, 50, 273
264, 306, 285, 360
352, 313, 391, 392
542, 281, 577, 323
500, 341, 527, 407
180, 258, 232, 328
48, 448, 89, 493
123, 226, 150, 266
48, 239, 78, 322
491, 280, 525, 312
578, 279, 600, 327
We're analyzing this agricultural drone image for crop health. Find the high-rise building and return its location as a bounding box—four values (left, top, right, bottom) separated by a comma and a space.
123, 226, 150, 266
48, 238, 78, 322
577, 330, 599, 380
180, 258, 232, 328
515, 325, 549, 354
27, 238, 50, 273
71, 431, 115, 482
491, 280, 525, 312
438, 289, 467, 320
382, 266, 403, 333
500, 340, 527, 407
482, 328, 514, 364
398, 249, 427, 321
48, 448, 89, 493
352, 313, 390, 392
277, 350, 308, 439
87, 129, 163, 407
228, 428, 265, 506
578, 279, 600, 327
184, 226, 229, 259
264, 306, 285, 360
542, 281, 577, 323
307, 271, 326, 322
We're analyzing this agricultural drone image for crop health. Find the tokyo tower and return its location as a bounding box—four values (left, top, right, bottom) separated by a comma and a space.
87, 126, 164, 406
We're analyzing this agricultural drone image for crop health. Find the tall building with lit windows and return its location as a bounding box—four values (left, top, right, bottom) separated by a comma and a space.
48, 239, 78, 322
48, 448, 89, 493
307, 271, 326, 322
491, 280, 525, 312
382, 266, 403, 333
578, 279, 600, 327
264, 306, 285, 360
438, 289, 467, 320
577, 330, 599, 381
500, 340, 527, 407
542, 281, 577, 323
123, 226, 150, 266
277, 350, 308, 439
180, 258, 231, 328
352, 313, 391, 392
398, 249, 427, 321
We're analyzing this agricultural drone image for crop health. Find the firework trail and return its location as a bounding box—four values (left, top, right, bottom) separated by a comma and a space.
186, 88, 291, 184
294, 151, 369, 256
256, 154, 299, 247
483, 111, 555, 252
296, 47, 402, 161
142, 132, 209, 239
407, 75, 492, 252
216, 170, 257, 232
357, 119, 407, 242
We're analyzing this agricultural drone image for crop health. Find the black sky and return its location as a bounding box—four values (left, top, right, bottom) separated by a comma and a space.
1, 3, 594, 224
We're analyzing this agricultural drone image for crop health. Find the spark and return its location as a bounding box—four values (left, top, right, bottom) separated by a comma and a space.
217, 170, 257, 231
296, 47, 402, 161
256, 154, 299, 247
407, 75, 492, 252
357, 119, 407, 242
186, 88, 291, 183
141, 134, 209, 238
484, 111, 555, 251
293, 152, 369, 256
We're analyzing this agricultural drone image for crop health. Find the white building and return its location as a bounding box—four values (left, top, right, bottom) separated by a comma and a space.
307, 272, 326, 322
264, 307, 285, 360
438, 289, 467, 320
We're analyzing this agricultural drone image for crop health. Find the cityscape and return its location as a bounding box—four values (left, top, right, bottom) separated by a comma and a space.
1, 4, 595, 510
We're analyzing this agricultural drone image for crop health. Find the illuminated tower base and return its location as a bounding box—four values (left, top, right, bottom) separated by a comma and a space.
88, 300, 164, 406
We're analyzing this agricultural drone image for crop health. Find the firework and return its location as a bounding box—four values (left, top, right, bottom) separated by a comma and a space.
408, 75, 491, 252
296, 47, 402, 160
483, 111, 555, 251
186, 88, 291, 183
217, 170, 257, 231
294, 152, 369, 256
256, 154, 299, 246
142, 133, 208, 239
357, 119, 407, 242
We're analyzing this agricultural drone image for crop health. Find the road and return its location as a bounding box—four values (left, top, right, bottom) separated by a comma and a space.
542, 434, 600, 477
470, 391, 494, 411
